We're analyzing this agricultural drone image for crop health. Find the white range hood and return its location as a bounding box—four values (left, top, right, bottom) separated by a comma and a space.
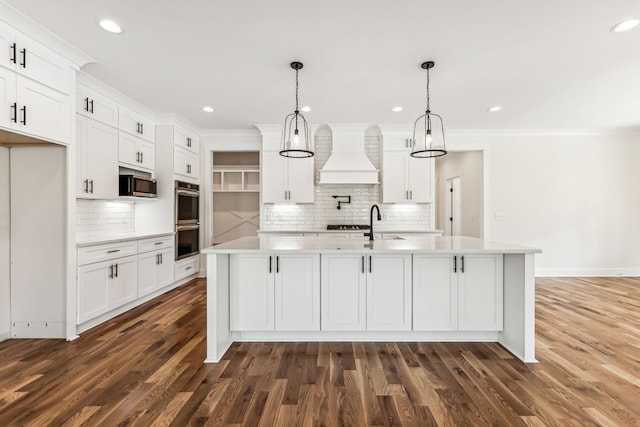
319, 124, 379, 184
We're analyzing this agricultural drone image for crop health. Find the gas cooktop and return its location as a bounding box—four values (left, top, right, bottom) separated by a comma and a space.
326, 224, 371, 230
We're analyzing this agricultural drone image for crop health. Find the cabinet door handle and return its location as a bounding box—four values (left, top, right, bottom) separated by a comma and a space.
140, 123, 144, 134
84, 97, 89, 112
89, 179, 94, 194
140, 152, 144, 163
156, 254, 159, 265
114, 263, 118, 278
154, 242, 163, 246
410, 190, 413, 200
90, 99, 94, 114
19, 48, 26, 68
84, 179, 89, 193
160, 253, 163, 264
461, 255, 465, 273
107, 249, 120, 254
453, 255, 457, 273
362, 256, 365, 273
10, 43, 16, 64
20, 106, 26, 125
10, 103, 17, 123
269, 256, 272, 273
369, 256, 372, 273
109, 265, 113, 279
276, 256, 280, 273
187, 137, 191, 147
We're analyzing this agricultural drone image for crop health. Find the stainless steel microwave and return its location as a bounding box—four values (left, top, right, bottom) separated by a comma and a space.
119, 175, 157, 198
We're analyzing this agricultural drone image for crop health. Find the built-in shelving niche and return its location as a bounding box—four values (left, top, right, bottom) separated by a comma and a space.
212, 151, 260, 245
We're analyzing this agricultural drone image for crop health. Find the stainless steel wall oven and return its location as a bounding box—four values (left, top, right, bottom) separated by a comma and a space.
175, 180, 200, 260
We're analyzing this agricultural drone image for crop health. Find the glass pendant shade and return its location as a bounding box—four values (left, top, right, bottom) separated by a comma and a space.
280, 62, 314, 158
411, 61, 447, 158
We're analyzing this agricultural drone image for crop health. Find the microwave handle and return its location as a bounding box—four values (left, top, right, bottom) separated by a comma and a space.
176, 224, 200, 231
176, 189, 200, 197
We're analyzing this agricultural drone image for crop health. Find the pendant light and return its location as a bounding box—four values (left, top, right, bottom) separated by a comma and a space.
280, 61, 313, 158
411, 61, 447, 158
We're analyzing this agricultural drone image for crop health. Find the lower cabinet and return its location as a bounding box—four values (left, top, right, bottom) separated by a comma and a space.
320, 253, 411, 331
230, 253, 320, 331
78, 255, 137, 324
138, 247, 174, 297
413, 253, 504, 331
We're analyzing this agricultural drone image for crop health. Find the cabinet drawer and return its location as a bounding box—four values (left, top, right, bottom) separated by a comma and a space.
175, 256, 199, 281
77, 241, 138, 266
138, 235, 174, 254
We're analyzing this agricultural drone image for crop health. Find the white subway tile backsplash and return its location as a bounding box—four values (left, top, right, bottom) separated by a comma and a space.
76, 200, 135, 239
263, 132, 431, 231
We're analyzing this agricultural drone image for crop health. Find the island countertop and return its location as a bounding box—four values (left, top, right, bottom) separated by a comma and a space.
202, 235, 541, 254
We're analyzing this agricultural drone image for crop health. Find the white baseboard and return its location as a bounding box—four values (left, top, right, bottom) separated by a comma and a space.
536, 268, 640, 277
0, 332, 10, 342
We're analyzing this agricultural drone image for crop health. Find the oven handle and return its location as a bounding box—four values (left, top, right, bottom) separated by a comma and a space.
176, 189, 200, 197
176, 225, 200, 231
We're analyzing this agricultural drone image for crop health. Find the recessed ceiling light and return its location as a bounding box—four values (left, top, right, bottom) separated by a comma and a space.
202, 106, 214, 113
392, 106, 403, 112
98, 19, 122, 34
487, 106, 502, 112
611, 18, 640, 32
301, 106, 311, 112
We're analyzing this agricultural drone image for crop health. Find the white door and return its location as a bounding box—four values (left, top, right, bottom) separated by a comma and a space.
110, 256, 138, 308
16, 76, 70, 144
78, 116, 118, 199
366, 254, 412, 331
118, 106, 155, 142
261, 151, 287, 203
446, 177, 462, 236
15, 33, 70, 94
408, 156, 432, 203
381, 151, 407, 203
156, 248, 175, 288
137, 138, 155, 171
274, 253, 320, 331
230, 254, 274, 330
287, 156, 314, 203
458, 254, 503, 331
320, 253, 366, 331
413, 254, 458, 331
77, 261, 111, 323
0, 22, 17, 72
0, 67, 16, 130
76, 84, 118, 127
137, 251, 159, 297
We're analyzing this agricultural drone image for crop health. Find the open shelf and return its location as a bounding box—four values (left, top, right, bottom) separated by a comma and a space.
212, 165, 260, 192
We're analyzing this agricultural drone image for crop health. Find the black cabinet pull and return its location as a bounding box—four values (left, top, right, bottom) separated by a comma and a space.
89, 179, 94, 194
10, 103, 17, 123
276, 256, 280, 273
114, 264, 118, 278
160, 253, 163, 264
107, 249, 120, 254
154, 242, 163, 246
10, 43, 16, 63
20, 106, 26, 125
361, 256, 365, 273
369, 256, 372, 273
156, 254, 159, 265
83, 179, 89, 193
140, 123, 144, 134
269, 256, 272, 273
90, 99, 94, 114
19, 48, 26, 68
140, 152, 143, 163
461, 256, 465, 273
453, 255, 457, 273
109, 265, 113, 279
84, 97, 89, 112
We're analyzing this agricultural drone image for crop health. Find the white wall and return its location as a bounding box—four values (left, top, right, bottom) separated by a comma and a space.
450, 132, 640, 276
0, 147, 10, 340
76, 200, 135, 241
435, 151, 483, 237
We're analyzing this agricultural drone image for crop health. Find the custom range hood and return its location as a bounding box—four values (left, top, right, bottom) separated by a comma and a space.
319, 124, 379, 184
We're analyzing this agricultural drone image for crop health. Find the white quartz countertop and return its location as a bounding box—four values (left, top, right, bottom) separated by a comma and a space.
202, 236, 541, 254
76, 232, 174, 247
257, 229, 443, 234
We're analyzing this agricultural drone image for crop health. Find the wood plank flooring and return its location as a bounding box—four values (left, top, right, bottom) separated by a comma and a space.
0, 277, 639, 426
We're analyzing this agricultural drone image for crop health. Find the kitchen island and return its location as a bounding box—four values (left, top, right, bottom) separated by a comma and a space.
202, 236, 541, 363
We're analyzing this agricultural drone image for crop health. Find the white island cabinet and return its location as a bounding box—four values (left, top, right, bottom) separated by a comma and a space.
203, 236, 541, 364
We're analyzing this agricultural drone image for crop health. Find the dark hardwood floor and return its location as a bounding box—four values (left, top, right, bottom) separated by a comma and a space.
0, 277, 639, 426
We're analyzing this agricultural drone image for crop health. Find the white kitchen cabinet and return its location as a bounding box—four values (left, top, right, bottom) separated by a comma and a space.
413, 253, 503, 332
174, 146, 199, 179
118, 105, 155, 143
76, 115, 118, 199
274, 253, 320, 331
262, 150, 314, 203
77, 255, 137, 324
413, 254, 458, 331
366, 254, 412, 331
138, 247, 174, 297
174, 126, 199, 153
230, 254, 274, 331
174, 255, 200, 281
119, 131, 155, 171
381, 150, 432, 203
458, 254, 504, 331
76, 83, 118, 127
320, 253, 366, 331
0, 21, 70, 94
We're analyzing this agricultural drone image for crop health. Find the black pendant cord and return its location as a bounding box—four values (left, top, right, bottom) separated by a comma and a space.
294, 67, 299, 130
425, 66, 431, 115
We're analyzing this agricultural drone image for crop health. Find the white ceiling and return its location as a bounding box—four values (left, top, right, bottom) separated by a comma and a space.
6, 0, 640, 132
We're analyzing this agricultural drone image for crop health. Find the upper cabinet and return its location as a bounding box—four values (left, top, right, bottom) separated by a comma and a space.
118, 105, 155, 143
262, 150, 314, 203
76, 83, 118, 127
172, 125, 200, 180
118, 131, 155, 172
76, 114, 118, 199
0, 21, 72, 144
173, 126, 199, 153
380, 133, 432, 203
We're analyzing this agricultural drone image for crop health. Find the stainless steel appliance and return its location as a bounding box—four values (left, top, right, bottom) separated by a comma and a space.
175, 180, 200, 260
119, 174, 157, 198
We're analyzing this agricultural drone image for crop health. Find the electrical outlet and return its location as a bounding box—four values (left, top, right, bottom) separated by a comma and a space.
494, 212, 506, 221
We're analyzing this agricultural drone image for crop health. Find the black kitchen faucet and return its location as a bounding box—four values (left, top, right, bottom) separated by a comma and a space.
364, 204, 382, 241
